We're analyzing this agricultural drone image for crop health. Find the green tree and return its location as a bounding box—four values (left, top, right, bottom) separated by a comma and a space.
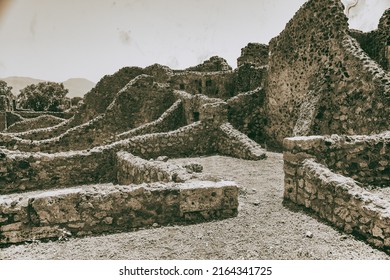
18, 82, 68, 111
0, 80, 14, 111
0, 80, 13, 96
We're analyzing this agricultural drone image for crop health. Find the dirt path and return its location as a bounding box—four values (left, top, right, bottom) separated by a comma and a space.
1, 152, 389, 259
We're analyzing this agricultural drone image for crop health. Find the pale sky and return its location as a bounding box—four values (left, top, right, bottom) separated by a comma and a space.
0, 0, 389, 82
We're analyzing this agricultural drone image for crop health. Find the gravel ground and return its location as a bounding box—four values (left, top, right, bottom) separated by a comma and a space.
1, 152, 389, 260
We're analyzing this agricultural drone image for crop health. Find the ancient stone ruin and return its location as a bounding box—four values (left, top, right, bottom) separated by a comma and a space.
0, 0, 389, 254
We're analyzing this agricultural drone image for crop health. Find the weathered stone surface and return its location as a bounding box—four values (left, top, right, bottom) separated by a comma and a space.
283, 133, 390, 253
265, 0, 389, 148
0, 181, 238, 244
237, 43, 268, 68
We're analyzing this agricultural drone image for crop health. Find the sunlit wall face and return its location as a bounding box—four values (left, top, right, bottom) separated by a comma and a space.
0, 0, 388, 82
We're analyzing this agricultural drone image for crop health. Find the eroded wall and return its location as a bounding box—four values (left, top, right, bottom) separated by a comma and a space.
350, 9, 390, 71
265, 0, 390, 148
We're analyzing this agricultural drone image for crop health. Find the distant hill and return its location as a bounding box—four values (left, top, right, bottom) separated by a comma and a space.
62, 78, 96, 98
1, 76, 95, 98
1, 77, 45, 96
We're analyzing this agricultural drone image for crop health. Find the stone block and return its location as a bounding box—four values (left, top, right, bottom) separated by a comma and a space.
179, 181, 238, 215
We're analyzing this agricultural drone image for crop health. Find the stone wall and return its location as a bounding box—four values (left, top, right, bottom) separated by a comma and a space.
0, 181, 238, 244
7, 116, 74, 141
283, 132, 390, 252
116, 151, 192, 184
5, 112, 24, 129
350, 9, 390, 71
0, 148, 116, 195
123, 122, 215, 159
0, 112, 6, 131
169, 71, 236, 99
237, 43, 269, 67
75, 66, 145, 124
116, 99, 186, 140
103, 75, 176, 132
217, 123, 266, 160
185, 56, 232, 72
6, 115, 65, 133
265, 0, 390, 148
234, 64, 267, 93
227, 87, 267, 143
15, 111, 73, 120
0, 77, 180, 153
284, 132, 390, 187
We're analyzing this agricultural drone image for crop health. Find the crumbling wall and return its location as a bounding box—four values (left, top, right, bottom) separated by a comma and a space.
123, 122, 216, 159
174, 90, 225, 124
185, 56, 232, 72
350, 9, 390, 71
5, 115, 65, 133
116, 99, 186, 140
283, 133, 390, 252
0, 112, 6, 131
227, 87, 267, 143
0, 181, 238, 244
237, 43, 269, 67
0, 76, 180, 152
5, 112, 24, 129
217, 123, 266, 160
169, 71, 236, 99
0, 148, 116, 194
266, 0, 390, 148
104, 75, 176, 131
7, 116, 74, 141
75, 66, 145, 124
116, 151, 192, 184
234, 64, 267, 93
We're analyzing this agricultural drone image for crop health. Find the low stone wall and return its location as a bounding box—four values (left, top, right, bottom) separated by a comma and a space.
15, 111, 73, 120
5, 112, 24, 129
123, 121, 215, 159
117, 99, 186, 140
0, 181, 238, 244
0, 148, 116, 195
6, 115, 65, 133
8, 116, 74, 141
284, 158, 390, 253
284, 132, 390, 187
116, 151, 192, 184
283, 132, 390, 252
217, 123, 266, 160
1, 119, 266, 196
0, 98, 185, 153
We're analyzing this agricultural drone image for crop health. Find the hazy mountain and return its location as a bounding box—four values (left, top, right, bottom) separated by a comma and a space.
62, 78, 96, 98
1, 76, 95, 98
1, 77, 45, 96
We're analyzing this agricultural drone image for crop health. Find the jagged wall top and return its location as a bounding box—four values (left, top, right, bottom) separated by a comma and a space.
265, 0, 389, 148
237, 43, 268, 67
185, 56, 232, 72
